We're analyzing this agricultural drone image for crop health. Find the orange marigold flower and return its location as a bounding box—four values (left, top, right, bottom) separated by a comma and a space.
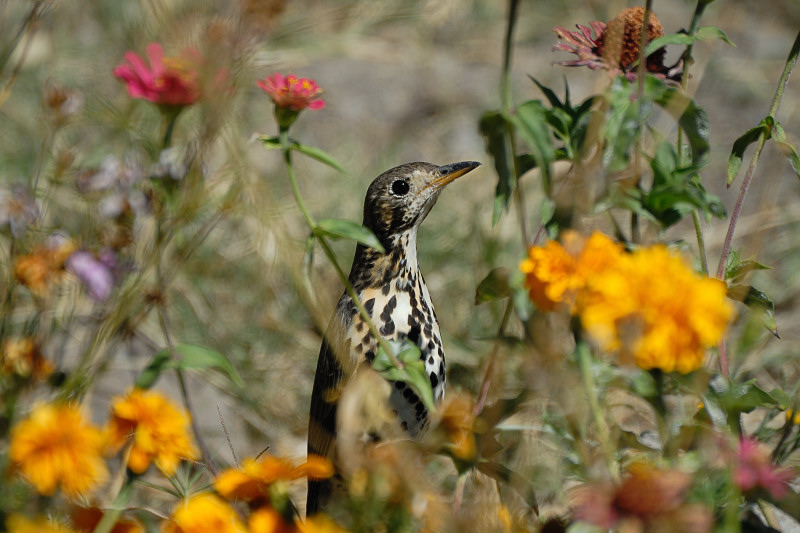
248, 507, 297, 533
298, 514, 350, 533
438, 393, 477, 462
1, 337, 53, 380
71, 507, 143, 533
580, 245, 732, 374
162, 493, 246, 533
214, 454, 333, 502
520, 231, 622, 312
9, 403, 108, 498
106, 388, 198, 476
6, 514, 78, 533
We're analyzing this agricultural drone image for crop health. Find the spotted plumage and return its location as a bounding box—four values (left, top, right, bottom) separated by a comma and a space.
306, 161, 480, 514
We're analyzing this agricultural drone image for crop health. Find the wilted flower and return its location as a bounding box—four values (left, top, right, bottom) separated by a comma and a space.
573, 463, 712, 533
71, 507, 143, 533
66, 249, 120, 302
214, 454, 333, 502
732, 437, 795, 499
163, 493, 247, 533
1, 337, 52, 380
43, 81, 84, 126
553, 6, 682, 81
14, 234, 77, 297
0, 184, 39, 238
9, 403, 108, 498
113, 43, 201, 107
106, 388, 199, 476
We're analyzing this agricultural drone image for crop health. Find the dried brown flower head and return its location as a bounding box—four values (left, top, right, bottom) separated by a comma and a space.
598, 6, 665, 70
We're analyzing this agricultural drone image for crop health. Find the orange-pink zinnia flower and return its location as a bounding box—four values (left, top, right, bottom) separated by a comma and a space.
257, 73, 325, 111
113, 43, 200, 106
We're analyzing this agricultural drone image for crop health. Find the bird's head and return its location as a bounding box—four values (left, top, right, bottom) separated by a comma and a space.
362, 161, 480, 251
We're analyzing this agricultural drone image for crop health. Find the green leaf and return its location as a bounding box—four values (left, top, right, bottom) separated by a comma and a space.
728, 284, 779, 337
770, 121, 800, 180
372, 341, 436, 413
479, 111, 516, 225
653, 83, 711, 166
292, 142, 349, 175
696, 25, 735, 46
724, 249, 771, 284
258, 135, 282, 149
727, 124, 766, 186
475, 267, 511, 304
529, 76, 562, 109
136, 344, 244, 389
314, 219, 385, 254
507, 101, 555, 195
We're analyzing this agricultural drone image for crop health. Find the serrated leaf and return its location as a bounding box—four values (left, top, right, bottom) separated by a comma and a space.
314, 219, 385, 254
136, 343, 244, 389
728, 124, 767, 186
743, 286, 779, 337
475, 267, 511, 304
724, 251, 771, 284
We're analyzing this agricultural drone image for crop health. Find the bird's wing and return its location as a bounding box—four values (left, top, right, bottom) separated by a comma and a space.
307, 301, 354, 515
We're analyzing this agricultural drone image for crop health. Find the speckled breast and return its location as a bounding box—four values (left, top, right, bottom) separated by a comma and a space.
345, 274, 445, 436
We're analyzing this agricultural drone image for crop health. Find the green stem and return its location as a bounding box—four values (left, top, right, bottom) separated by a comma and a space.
692, 210, 709, 275
577, 343, 619, 481
154, 217, 218, 476
91, 475, 135, 533
714, 29, 800, 380
278, 129, 401, 368
679, 1, 711, 272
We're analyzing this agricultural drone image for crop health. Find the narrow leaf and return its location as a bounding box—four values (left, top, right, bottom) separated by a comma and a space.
292, 142, 349, 175
507, 101, 554, 195
475, 267, 511, 304
258, 136, 282, 149
479, 111, 516, 225
696, 25, 735, 47
136, 344, 244, 389
315, 219, 385, 253
727, 125, 766, 186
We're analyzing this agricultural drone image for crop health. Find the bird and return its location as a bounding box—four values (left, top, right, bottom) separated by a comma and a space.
306, 160, 480, 515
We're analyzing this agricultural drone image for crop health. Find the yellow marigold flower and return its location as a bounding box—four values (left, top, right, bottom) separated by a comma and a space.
107, 388, 198, 476
9, 403, 108, 498
215, 454, 333, 502
162, 493, 246, 533
520, 231, 622, 312
785, 409, 800, 425
6, 514, 78, 533
1, 337, 53, 380
298, 514, 350, 533
581, 245, 732, 374
248, 507, 296, 533
439, 393, 477, 462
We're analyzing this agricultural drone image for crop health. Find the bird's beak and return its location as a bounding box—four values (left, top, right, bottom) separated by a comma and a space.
424, 161, 481, 192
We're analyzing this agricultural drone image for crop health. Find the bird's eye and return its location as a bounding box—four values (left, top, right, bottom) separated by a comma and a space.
391, 180, 410, 196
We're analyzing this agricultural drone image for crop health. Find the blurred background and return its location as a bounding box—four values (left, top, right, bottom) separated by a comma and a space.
2, 0, 800, 512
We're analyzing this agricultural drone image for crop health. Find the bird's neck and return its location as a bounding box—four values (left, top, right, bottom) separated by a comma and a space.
349, 229, 419, 292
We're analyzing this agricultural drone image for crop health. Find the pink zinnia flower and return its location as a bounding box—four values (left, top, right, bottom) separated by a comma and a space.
113, 43, 200, 106
733, 437, 795, 500
257, 73, 325, 111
